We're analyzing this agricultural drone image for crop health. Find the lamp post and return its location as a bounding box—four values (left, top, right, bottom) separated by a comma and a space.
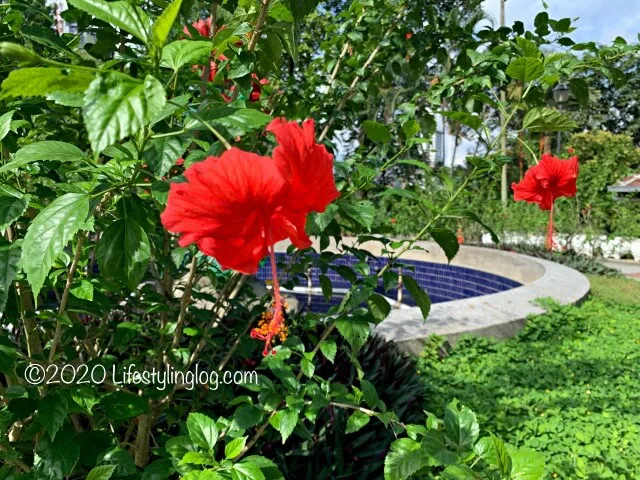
553, 83, 570, 154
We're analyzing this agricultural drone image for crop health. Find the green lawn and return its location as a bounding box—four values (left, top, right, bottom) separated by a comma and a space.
417, 276, 640, 479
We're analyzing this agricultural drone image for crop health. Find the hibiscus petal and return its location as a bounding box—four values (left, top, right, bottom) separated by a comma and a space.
161, 148, 288, 273
267, 118, 340, 214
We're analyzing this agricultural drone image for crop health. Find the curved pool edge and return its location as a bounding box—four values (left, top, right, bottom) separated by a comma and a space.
273, 237, 590, 354
374, 254, 590, 354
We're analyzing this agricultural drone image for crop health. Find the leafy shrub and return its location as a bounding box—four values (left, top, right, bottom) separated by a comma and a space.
417, 279, 640, 479
0, 0, 633, 477
276, 334, 427, 479
381, 131, 640, 241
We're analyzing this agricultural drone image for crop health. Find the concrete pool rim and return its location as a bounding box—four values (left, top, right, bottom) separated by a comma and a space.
275, 238, 591, 354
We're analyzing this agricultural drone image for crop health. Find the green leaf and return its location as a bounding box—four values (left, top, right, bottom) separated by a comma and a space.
510, 447, 545, 480
231, 461, 265, 480
319, 274, 332, 300
284, 0, 319, 20
100, 446, 137, 477
442, 464, 476, 480
506, 57, 544, 83
87, 465, 117, 480
21, 193, 90, 298
490, 433, 512, 477
68, 0, 151, 43
96, 218, 151, 290
145, 136, 187, 177
439, 111, 482, 131
179, 451, 214, 466
0, 110, 14, 142
224, 436, 247, 459
569, 78, 589, 107
0, 335, 16, 373
319, 337, 336, 363
0, 240, 20, 313
340, 200, 375, 231
47, 92, 85, 107
444, 400, 479, 453
345, 410, 370, 434
384, 438, 423, 480
335, 315, 370, 352
185, 106, 271, 137
300, 354, 315, 378
70, 279, 94, 301
375, 188, 422, 202
38, 393, 69, 441
101, 392, 149, 420
360, 379, 379, 409
367, 293, 391, 323
421, 430, 460, 466
0, 184, 29, 229
1, 141, 86, 173
21, 25, 79, 57
460, 210, 499, 244
522, 107, 577, 132
402, 275, 431, 320
151, 0, 183, 48
362, 120, 392, 144
269, 409, 297, 444
187, 412, 219, 451
34, 430, 81, 479
83, 73, 166, 153
0, 67, 95, 100
160, 40, 213, 71
429, 228, 459, 263
233, 405, 263, 430
515, 37, 542, 59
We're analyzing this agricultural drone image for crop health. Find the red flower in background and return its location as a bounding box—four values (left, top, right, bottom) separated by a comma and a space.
512, 153, 579, 249
184, 16, 213, 37
405, 32, 413, 40
161, 118, 339, 355
567, 147, 575, 154
183, 17, 266, 101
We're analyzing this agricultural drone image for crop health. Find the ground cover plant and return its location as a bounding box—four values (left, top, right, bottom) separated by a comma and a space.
418, 276, 640, 479
0, 0, 638, 478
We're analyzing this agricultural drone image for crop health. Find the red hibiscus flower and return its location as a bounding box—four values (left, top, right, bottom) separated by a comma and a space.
161, 118, 339, 355
511, 153, 579, 250
405, 32, 413, 40
183, 16, 213, 37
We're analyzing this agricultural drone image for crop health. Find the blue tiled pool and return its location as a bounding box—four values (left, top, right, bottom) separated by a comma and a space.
257, 253, 522, 313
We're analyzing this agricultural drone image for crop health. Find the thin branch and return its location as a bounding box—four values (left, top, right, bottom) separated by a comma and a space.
328, 402, 406, 429
216, 317, 252, 371
248, 0, 271, 52
171, 255, 199, 349
327, 13, 365, 90
187, 272, 246, 368
319, 7, 405, 142
49, 232, 86, 362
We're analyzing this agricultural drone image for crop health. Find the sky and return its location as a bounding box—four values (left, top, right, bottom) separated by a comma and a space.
441, 0, 640, 166
482, 0, 640, 45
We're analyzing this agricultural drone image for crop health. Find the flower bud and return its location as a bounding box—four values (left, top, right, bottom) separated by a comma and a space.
0, 42, 39, 65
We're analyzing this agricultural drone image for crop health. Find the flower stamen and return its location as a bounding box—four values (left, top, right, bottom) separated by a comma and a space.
250, 237, 288, 355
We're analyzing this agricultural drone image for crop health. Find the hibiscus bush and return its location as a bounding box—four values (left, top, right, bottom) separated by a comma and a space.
0, 0, 633, 479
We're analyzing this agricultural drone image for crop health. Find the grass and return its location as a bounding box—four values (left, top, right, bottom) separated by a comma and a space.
587, 274, 640, 306
417, 276, 640, 479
